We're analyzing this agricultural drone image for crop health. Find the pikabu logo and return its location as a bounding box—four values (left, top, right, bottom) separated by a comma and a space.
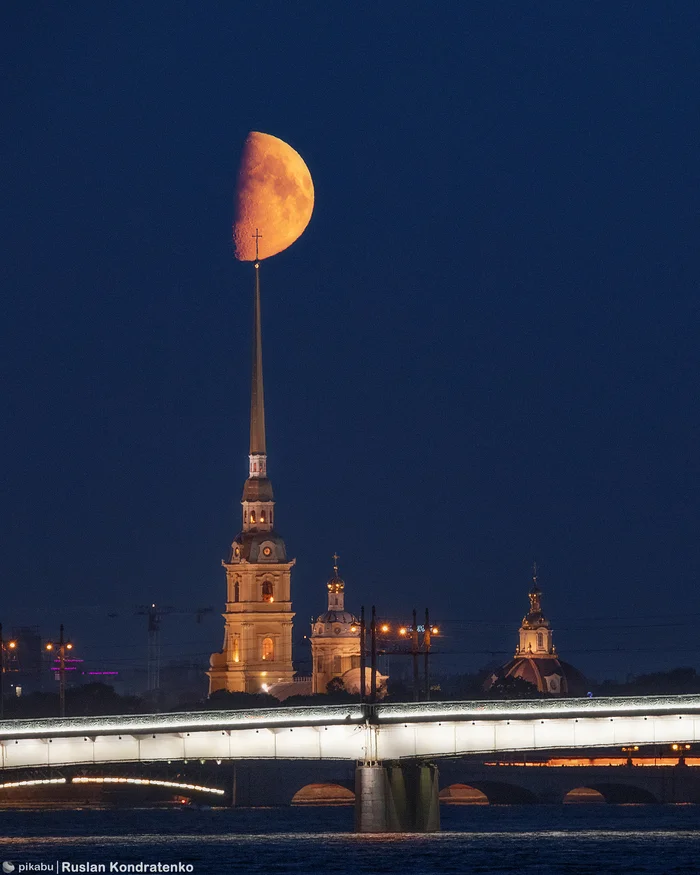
2, 864, 15, 874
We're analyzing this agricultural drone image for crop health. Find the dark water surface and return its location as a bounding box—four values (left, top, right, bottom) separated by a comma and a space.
1, 806, 699, 874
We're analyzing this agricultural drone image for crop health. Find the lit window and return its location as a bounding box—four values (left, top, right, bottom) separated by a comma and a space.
260, 512, 265, 523
262, 581, 274, 602
250, 511, 256, 524
537, 632, 544, 649
232, 637, 240, 663
261, 637, 274, 661
233, 581, 240, 603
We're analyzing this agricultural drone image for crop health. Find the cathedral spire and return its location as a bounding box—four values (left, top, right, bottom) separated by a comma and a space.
249, 239, 266, 458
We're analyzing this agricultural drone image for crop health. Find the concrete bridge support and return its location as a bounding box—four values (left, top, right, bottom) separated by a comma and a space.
354, 763, 440, 833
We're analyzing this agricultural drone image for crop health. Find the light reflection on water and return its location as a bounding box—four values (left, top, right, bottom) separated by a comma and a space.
0, 807, 699, 873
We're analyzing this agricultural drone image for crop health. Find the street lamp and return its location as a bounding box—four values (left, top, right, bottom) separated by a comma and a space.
45, 625, 73, 718
0, 624, 18, 721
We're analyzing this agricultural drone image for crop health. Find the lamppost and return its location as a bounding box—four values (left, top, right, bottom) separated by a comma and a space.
45, 625, 73, 718
0, 624, 17, 721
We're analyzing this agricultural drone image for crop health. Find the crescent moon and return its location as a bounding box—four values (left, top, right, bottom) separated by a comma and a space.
233, 132, 314, 261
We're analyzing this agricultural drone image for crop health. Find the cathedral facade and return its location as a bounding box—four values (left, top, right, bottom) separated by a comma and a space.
207, 260, 295, 695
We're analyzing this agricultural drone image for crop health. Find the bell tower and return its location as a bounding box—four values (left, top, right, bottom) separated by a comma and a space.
208, 247, 295, 695
515, 564, 556, 657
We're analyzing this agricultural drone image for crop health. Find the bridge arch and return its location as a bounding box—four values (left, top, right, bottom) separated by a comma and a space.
291, 782, 355, 805
563, 783, 659, 804
441, 779, 537, 805
439, 783, 488, 805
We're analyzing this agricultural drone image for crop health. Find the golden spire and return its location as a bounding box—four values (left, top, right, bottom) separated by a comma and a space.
249, 229, 266, 456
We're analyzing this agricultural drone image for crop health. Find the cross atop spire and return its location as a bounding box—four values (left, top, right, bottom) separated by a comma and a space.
252, 228, 263, 263
332, 552, 340, 576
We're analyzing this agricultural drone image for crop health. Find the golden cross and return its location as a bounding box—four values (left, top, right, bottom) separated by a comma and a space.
332, 552, 339, 573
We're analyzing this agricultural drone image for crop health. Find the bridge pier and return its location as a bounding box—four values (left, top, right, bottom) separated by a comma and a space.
354, 763, 440, 833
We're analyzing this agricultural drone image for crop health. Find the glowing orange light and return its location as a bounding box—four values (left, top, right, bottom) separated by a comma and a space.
381, 624, 389, 633
45, 643, 53, 651
350, 626, 357, 633
399, 627, 407, 636
7, 641, 16, 649
66, 643, 73, 650
431, 627, 439, 635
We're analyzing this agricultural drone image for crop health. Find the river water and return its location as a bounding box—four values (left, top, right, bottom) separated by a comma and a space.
1, 806, 698, 874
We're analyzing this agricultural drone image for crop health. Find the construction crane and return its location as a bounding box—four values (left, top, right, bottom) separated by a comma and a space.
134, 604, 214, 693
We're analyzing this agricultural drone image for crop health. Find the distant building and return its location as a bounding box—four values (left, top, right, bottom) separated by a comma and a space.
310, 558, 361, 694
486, 569, 587, 696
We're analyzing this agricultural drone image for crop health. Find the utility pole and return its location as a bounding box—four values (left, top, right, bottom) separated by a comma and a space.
46, 625, 73, 718
424, 608, 431, 701
412, 608, 420, 702
370, 606, 377, 703
0, 625, 17, 721
359, 606, 366, 702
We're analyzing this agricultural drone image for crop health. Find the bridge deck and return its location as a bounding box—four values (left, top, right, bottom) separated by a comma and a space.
0, 695, 698, 769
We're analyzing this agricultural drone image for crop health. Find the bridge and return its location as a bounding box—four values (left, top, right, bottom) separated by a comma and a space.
1, 694, 699, 831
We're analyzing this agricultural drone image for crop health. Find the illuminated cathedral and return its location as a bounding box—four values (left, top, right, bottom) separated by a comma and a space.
207, 258, 295, 695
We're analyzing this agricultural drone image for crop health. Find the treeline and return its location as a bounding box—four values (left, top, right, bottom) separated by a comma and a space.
3, 667, 700, 720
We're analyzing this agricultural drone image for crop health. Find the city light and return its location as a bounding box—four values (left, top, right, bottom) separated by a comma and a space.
72, 777, 225, 796
0, 778, 66, 790
399, 627, 407, 636
381, 624, 389, 633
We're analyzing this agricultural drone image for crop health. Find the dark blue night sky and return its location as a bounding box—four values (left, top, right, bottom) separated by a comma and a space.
2, 4, 699, 683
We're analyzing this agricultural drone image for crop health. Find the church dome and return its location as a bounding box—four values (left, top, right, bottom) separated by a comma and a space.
316, 610, 356, 625
493, 656, 588, 697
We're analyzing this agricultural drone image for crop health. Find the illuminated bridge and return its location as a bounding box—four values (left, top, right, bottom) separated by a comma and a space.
2, 695, 699, 831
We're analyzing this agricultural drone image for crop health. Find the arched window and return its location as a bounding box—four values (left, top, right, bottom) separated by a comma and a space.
260, 511, 265, 523
537, 632, 544, 650
233, 581, 240, 603
249, 510, 256, 524
232, 637, 240, 663
262, 581, 274, 603
333, 655, 341, 674
261, 637, 274, 661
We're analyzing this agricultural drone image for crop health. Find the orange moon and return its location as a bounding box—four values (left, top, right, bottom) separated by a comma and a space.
232, 132, 314, 261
